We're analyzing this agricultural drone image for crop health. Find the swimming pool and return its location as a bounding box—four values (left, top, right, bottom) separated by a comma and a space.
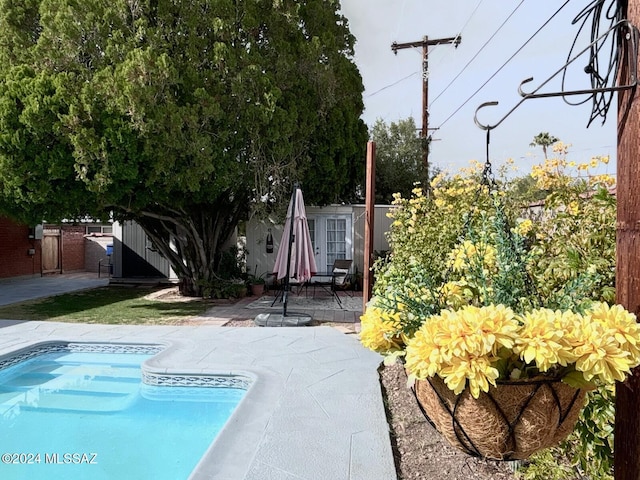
0, 343, 249, 480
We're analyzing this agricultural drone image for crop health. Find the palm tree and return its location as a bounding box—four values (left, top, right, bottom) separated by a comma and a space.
530, 132, 559, 159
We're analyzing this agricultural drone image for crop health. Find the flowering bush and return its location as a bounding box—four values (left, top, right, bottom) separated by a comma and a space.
362, 153, 638, 395
363, 150, 625, 477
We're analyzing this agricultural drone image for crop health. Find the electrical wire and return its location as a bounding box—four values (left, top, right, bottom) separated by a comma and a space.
364, 71, 419, 99
434, 0, 572, 132
561, 0, 627, 126
430, 0, 525, 107
367, 0, 482, 100
425, 1, 484, 79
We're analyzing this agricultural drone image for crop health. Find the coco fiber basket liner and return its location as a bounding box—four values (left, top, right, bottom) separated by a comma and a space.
414, 375, 586, 460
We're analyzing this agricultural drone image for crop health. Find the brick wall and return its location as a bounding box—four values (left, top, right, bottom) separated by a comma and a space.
0, 220, 106, 278
0, 217, 42, 278
61, 225, 86, 272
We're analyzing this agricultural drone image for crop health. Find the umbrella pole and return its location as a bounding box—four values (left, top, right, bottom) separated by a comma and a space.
283, 184, 298, 317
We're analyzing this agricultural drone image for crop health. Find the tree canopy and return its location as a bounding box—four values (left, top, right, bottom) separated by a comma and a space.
369, 117, 427, 203
0, 0, 367, 294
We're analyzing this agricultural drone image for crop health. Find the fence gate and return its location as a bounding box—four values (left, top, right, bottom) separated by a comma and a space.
42, 228, 62, 274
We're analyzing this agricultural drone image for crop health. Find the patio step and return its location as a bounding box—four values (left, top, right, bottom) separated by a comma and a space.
0, 362, 142, 414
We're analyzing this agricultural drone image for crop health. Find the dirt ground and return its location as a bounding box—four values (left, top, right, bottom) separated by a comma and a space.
379, 361, 517, 480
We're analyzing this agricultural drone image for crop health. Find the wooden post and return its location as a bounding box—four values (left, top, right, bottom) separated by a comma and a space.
363, 141, 376, 312
615, 2, 640, 478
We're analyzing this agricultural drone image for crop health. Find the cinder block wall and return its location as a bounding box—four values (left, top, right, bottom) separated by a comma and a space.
0, 217, 42, 278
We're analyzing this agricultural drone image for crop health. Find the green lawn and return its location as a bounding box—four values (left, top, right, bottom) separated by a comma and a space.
0, 286, 213, 325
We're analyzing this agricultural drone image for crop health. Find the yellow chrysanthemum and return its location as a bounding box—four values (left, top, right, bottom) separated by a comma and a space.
564, 303, 640, 383
440, 355, 500, 398
359, 306, 404, 353
514, 309, 575, 371
405, 318, 446, 378
470, 304, 519, 353
588, 302, 640, 361
404, 305, 517, 398
570, 316, 633, 383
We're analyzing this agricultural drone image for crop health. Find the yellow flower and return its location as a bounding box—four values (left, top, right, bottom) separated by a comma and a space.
449, 240, 497, 273
567, 201, 579, 216
514, 309, 575, 371
440, 355, 500, 398
359, 306, 404, 353
514, 219, 533, 236
588, 302, 640, 362
570, 316, 633, 383
404, 305, 517, 398
440, 281, 472, 309
405, 319, 445, 378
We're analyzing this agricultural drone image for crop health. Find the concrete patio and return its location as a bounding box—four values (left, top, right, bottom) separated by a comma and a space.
0, 275, 395, 479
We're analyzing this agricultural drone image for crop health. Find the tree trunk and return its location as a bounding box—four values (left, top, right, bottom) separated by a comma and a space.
130, 193, 246, 297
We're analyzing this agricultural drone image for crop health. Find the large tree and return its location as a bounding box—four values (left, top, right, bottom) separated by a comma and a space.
370, 117, 426, 203
0, 0, 367, 294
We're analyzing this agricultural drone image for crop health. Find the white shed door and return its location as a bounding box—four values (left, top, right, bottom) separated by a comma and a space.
308, 215, 352, 273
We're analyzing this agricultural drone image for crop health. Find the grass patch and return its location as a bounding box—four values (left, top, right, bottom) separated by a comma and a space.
0, 286, 214, 325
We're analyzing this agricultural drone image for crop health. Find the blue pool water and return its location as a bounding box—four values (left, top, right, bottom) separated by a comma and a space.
0, 346, 247, 480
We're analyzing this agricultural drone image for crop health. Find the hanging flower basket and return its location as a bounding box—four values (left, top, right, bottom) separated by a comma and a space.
414, 375, 586, 460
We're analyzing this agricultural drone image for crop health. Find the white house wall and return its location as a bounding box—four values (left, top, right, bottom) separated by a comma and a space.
245, 204, 393, 284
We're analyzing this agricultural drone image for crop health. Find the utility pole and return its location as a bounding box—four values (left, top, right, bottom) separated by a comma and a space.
615, 1, 640, 479
391, 35, 461, 181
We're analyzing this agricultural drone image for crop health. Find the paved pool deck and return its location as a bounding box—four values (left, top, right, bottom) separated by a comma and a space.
0, 275, 396, 480
0, 322, 395, 480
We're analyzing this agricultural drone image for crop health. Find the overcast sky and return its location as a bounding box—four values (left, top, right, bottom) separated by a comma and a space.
339, 0, 618, 177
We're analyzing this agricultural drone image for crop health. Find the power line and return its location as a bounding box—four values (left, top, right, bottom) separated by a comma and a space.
368, 1, 481, 101
430, 0, 525, 107
427, 0, 484, 75
364, 71, 419, 99
457, 0, 486, 35
435, 0, 572, 132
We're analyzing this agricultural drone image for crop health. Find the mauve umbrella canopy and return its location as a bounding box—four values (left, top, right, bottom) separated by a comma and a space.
273, 187, 317, 283
254, 186, 317, 325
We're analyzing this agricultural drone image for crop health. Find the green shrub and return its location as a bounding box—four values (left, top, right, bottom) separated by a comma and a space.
373, 148, 618, 478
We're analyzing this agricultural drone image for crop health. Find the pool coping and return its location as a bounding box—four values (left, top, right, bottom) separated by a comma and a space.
0, 321, 397, 480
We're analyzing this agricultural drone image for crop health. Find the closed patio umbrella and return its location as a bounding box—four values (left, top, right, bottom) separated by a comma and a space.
272, 185, 317, 317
